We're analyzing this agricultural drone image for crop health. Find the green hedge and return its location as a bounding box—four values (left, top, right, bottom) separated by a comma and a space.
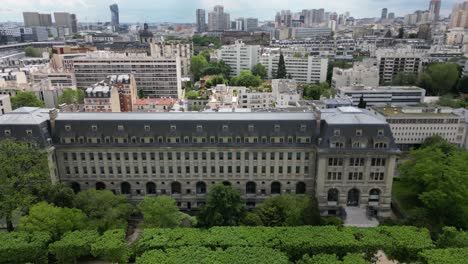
297, 253, 369, 264
133, 226, 433, 262
419, 248, 468, 264
136, 246, 289, 264
91, 229, 129, 264
49, 230, 100, 263
0, 231, 50, 264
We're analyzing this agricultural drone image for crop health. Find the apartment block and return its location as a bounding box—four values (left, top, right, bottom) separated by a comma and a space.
336, 85, 426, 106
216, 41, 260, 77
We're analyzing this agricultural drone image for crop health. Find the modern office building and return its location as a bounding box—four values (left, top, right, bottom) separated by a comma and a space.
54, 12, 78, 33
260, 53, 328, 83
196, 9, 207, 33
0, 107, 400, 217
429, 0, 442, 21
72, 52, 182, 98
23, 12, 42, 27
374, 106, 467, 151
243, 18, 259, 32
110, 4, 120, 32
39, 14, 53, 27
332, 63, 380, 89
381, 8, 388, 20
293, 27, 332, 38
336, 85, 426, 106
208, 5, 230, 31
216, 41, 260, 77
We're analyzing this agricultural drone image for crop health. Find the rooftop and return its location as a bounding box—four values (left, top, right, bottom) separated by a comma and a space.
375, 106, 457, 117
321, 107, 387, 125
0, 107, 51, 125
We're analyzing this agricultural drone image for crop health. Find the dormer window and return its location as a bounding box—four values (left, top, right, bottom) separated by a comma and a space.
274, 125, 280, 132
4, 130, 11, 136
26, 130, 33, 136
117, 125, 124, 131
356, 129, 362, 136
144, 125, 150, 132
334, 129, 341, 136
91, 125, 98, 131
170, 125, 176, 131
300, 124, 306, 132
196, 125, 203, 132
248, 125, 254, 132
65, 125, 71, 131
378, 129, 384, 136
222, 125, 228, 131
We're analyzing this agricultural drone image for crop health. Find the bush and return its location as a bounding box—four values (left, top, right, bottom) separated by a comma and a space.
419, 248, 468, 264
136, 246, 289, 264
321, 217, 343, 227
91, 229, 129, 263
298, 253, 369, 264
49, 230, 100, 263
436, 227, 468, 248
0, 231, 50, 264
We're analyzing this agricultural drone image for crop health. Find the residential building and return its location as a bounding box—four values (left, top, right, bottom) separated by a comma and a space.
133, 98, 176, 112
196, 9, 207, 33
336, 85, 426, 106
54, 12, 77, 33
216, 41, 260, 77
260, 52, 328, 83
332, 62, 380, 88
376, 48, 424, 84
454, 108, 468, 150
243, 18, 259, 32
292, 27, 332, 38
272, 79, 300, 108
111, 74, 138, 112
374, 106, 466, 151
39, 14, 53, 27
208, 5, 230, 31
110, 4, 120, 32
84, 84, 121, 113
429, 0, 441, 21
23, 12, 52, 27
0, 95, 12, 115
0, 107, 399, 217
150, 41, 192, 76
31, 69, 77, 89
450, 1, 468, 29
72, 52, 182, 99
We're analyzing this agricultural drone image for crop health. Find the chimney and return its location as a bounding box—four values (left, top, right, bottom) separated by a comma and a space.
49, 108, 58, 137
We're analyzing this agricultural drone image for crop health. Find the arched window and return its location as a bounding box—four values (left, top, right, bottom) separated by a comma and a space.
369, 189, 381, 202
146, 182, 156, 195
196, 182, 207, 194
222, 181, 231, 186
271, 181, 281, 194
328, 189, 339, 202
96, 182, 106, 190
121, 182, 131, 195
171, 182, 181, 194
347, 188, 360, 206
246, 181, 256, 194
296, 182, 306, 194
70, 182, 81, 194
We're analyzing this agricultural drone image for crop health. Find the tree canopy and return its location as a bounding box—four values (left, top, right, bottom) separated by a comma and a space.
201, 60, 231, 78
58, 89, 84, 105
391, 72, 418, 86
276, 53, 287, 79
138, 196, 195, 228
24, 46, 41, 57
419, 63, 460, 96
230, 70, 263, 87
192, 35, 221, 48
74, 189, 133, 233
457, 76, 468, 94
0, 139, 50, 231
205, 74, 228, 88
302, 82, 330, 100
398, 136, 468, 233
190, 54, 209, 81
197, 184, 246, 227
18, 202, 88, 240
251, 63, 268, 79
11, 92, 45, 109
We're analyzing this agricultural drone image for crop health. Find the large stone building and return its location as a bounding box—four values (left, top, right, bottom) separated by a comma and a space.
72, 52, 182, 98
0, 107, 399, 217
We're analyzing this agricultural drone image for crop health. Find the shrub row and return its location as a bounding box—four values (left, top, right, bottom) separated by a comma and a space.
0, 229, 127, 264
297, 253, 369, 264
134, 226, 433, 262
419, 248, 468, 264
136, 246, 289, 264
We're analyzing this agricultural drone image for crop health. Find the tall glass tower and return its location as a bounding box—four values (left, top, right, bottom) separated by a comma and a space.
110, 4, 119, 32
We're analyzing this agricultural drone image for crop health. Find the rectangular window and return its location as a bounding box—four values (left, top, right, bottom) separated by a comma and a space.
348, 172, 363, 181
328, 158, 344, 166
327, 172, 342, 180
371, 158, 386, 167
349, 158, 365, 167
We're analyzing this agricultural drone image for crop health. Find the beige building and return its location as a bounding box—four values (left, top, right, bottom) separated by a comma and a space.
0, 95, 12, 115
332, 62, 379, 89
450, 1, 468, 29
84, 85, 120, 113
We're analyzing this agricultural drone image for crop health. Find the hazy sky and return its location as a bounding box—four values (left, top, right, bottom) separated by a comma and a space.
0, 0, 460, 23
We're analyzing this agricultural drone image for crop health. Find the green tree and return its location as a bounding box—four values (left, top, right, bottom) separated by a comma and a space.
192, 35, 221, 48
391, 72, 418, 86
202, 60, 231, 78
18, 202, 88, 240
24, 46, 41, 57
399, 140, 468, 233
251, 63, 268, 79
303, 82, 330, 100
34, 183, 75, 208
0, 139, 50, 231
398, 27, 405, 38
11, 91, 45, 109
276, 53, 287, 79
190, 54, 209, 81
358, 95, 367, 109
138, 89, 146, 99
185, 90, 199, 99
256, 194, 321, 226
230, 70, 263, 87
436, 226, 468, 248
138, 196, 195, 228
74, 190, 133, 233
457, 75, 468, 94
197, 184, 246, 227
58, 89, 84, 105
419, 63, 460, 96
205, 74, 228, 88
242, 212, 264, 226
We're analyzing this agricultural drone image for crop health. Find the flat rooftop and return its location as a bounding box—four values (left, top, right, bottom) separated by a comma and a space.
375, 107, 457, 117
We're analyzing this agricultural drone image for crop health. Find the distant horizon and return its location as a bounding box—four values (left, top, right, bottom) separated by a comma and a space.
0, 0, 460, 24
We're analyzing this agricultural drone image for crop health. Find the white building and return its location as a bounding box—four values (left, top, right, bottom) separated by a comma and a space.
332, 62, 379, 89
336, 85, 426, 106
216, 41, 260, 77
208, 5, 230, 31
233, 79, 300, 109
73, 52, 182, 99
272, 79, 301, 108
0, 95, 12, 115
374, 106, 467, 151
260, 52, 328, 83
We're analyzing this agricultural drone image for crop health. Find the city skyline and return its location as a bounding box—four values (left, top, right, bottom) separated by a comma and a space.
0, 0, 461, 23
